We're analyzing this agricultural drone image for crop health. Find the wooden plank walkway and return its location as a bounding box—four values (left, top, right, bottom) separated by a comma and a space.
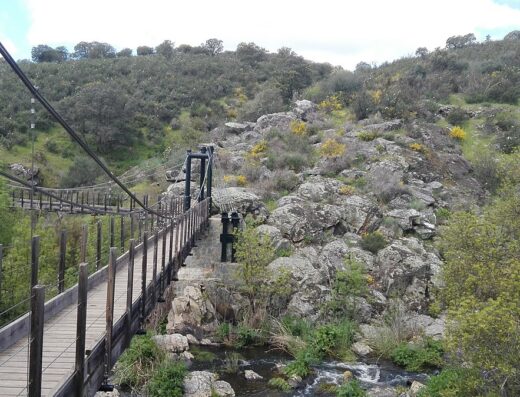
0, 231, 172, 397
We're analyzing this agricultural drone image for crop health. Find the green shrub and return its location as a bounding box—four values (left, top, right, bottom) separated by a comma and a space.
283, 348, 317, 378
390, 338, 444, 372
113, 334, 165, 390
418, 368, 484, 397
146, 360, 186, 397
336, 380, 367, 397
268, 377, 292, 391
357, 131, 379, 141
190, 346, 217, 362
446, 107, 469, 125
359, 231, 387, 254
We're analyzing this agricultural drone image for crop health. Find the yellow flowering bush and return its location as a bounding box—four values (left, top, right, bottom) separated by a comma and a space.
339, 185, 355, 196
449, 126, 466, 140
319, 139, 346, 158
290, 120, 307, 136
223, 175, 248, 186
247, 141, 268, 159
318, 95, 343, 113
409, 142, 426, 153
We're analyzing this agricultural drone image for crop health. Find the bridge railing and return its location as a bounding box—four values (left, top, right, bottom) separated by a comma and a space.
0, 197, 210, 397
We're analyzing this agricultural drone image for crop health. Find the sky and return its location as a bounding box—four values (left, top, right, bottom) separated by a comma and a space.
1, 0, 519, 70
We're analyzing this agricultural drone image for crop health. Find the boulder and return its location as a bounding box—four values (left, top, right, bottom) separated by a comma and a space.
293, 100, 317, 121
363, 119, 403, 132
254, 112, 296, 133
351, 341, 373, 357
375, 238, 442, 311
367, 386, 399, 397
152, 334, 189, 353
213, 381, 235, 396
183, 371, 218, 397
212, 187, 267, 217
268, 201, 343, 243
167, 285, 218, 334
406, 314, 445, 339
256, 225, 291, 252
409, 381, 426, 397
224, 122, 251, 133
343, 370, 353, 381
244, 369, 263, 380
268, 256, 322, 287
287, 374, 303, 388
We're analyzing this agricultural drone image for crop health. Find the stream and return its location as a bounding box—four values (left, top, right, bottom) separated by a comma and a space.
189, 345, 430, 396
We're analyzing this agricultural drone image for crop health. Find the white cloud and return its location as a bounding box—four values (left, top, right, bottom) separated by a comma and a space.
24, 0, 520, 69
0, 35, 18, 59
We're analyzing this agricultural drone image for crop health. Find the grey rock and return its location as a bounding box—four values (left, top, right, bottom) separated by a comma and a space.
268, 201, 343, 243
409, 380, 426, 397
367, 386, 398, 397
167, 285, 218, 334
213, 380, 235, 396
254, 112, 296, 133
386, 209, 422, 231
256, 225, 291, 252
351, 341, 373, 356
268, 256, 322, 286
293, 100, 317, 121
186, 334, 199, 345
224, 122, 250, 133
406, 314, 445, 339
244, 369, 263, 380
213, 187, 267, 217
152, 334, 189, 353
288, 374, 303, 388
363, 119, 403, 132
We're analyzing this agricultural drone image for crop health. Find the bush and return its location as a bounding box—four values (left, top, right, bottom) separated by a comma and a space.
319, 138, 346, 158
418, 368, 484, 397
268, 377, 292, 391
357, 131, 379, 141
449, 126, 466, 140
390, 338, 444, 371
290, 120, 307, 135
409, 142, 426, 153
318, 95, 343, 112
359, 231, 387, 254
113, 334, 165, 390
146, 360, 186, 397
336, 380, 367, 397
446, 107, 469, 125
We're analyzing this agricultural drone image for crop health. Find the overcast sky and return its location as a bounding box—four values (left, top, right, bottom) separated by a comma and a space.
1, 0, 519, 69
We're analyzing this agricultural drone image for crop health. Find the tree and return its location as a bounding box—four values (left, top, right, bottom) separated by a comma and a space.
155, 40, 175, 58
202, 38, 223, 56
73, 41, 116, 59
117, 48, 133, 57
440, 188, 520, 395
136, 46, 154, 56
445, 33, 476, 49
60, 156, 103, 187
234, 227, 276, 316
236, 42, 267, 65
31, 45, 68, 63
415, 47, 429, 58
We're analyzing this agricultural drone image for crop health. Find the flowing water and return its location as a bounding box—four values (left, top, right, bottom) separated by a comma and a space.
190, 345, 430, 396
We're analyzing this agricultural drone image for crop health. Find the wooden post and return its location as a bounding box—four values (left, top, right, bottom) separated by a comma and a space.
168, 220, 174, 282
120, 216, 125, 253
96, 221, 102, 270
138, 218, 143, 243
126, 240, 135, 346
110, 217, 115, 248
31, 236, 40, 288
130, 214, 135, 241
161, 230, 167, 297
29, 285, 45, 397
75, 263, 88, 397
140, 232, 148, 326
80, 224, 88, 264
104, 248, 117, 382
58, 230, 67, 293
152, 232, 158, 303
